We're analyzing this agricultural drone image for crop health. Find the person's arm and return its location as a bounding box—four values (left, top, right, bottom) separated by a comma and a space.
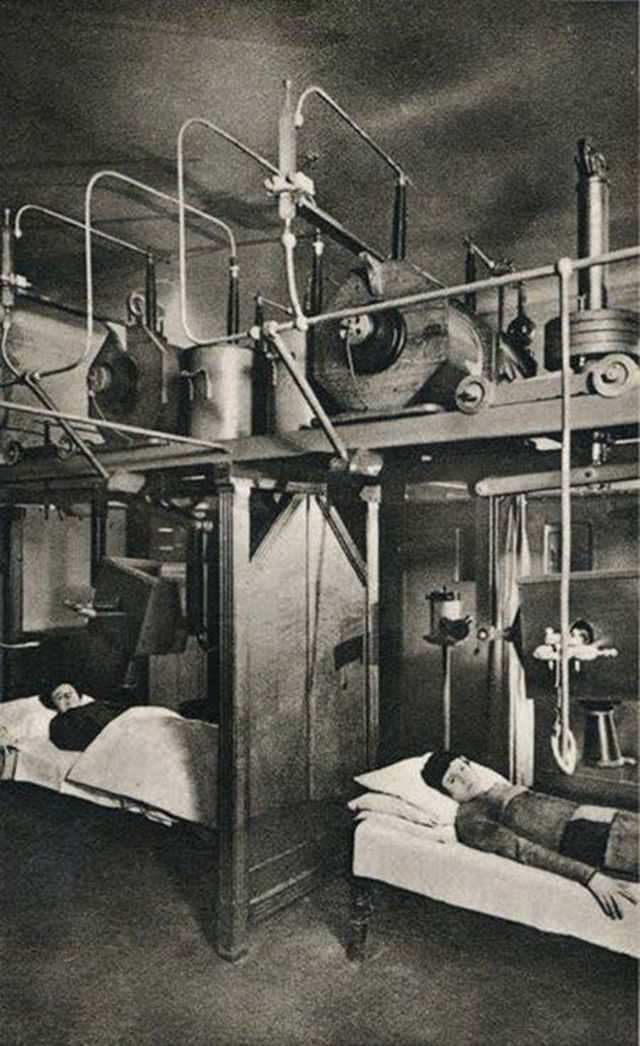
455, 803, 638, 919
456, 803, 594, 883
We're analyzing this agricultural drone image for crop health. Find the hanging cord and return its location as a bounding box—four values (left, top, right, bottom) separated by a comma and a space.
550, 258, 577, 775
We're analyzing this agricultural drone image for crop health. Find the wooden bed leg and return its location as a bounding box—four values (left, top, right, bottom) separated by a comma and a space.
346, 876, 374, 962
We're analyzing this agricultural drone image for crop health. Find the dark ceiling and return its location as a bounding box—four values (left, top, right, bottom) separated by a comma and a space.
2, 0, 638, 341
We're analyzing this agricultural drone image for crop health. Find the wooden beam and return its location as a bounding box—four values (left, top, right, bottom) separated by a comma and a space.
215, 477, 252, 961
0, 386, 637, 490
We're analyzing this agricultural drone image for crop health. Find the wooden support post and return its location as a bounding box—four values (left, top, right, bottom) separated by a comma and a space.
346, 875, 375, 962
379, 475, 405, 761
361, 486, 381, 769
215, 477, 252, 961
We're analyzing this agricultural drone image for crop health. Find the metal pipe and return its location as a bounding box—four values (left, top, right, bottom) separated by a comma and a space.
176, 120, 257, 346
281, 220, 306, 329
293, 85, 411, 183
476, 461, 639, 497
310, 230, 324, 316
2, 209, 15, 311
86, 169, 237, 362
0, 397, 229, 451
261, 324, 349, 463
22, 372, 110, 480
14, 204, 152, 258
267, 244, 640, 337
553, 257, 578, 775
464, 244, 477, 311
145, 251, 158, 331
575, 139, 609, 310
226, 258, 240, 336
391, 176, 407, 260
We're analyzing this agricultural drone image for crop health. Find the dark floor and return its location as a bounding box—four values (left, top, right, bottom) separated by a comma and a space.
1, 782, 637, 1046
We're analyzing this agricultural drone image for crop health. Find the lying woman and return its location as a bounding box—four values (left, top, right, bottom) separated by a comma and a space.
43, 683, 127, 751
422, 750, 639, 921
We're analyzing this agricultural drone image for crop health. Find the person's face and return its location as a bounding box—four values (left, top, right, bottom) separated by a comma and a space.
441, 757, 486, 803
51, 684, 82, 714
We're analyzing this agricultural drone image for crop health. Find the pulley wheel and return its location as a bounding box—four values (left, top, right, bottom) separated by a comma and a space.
56, 435, 76, 460
4, 440, 23, 466
454, 374, 493, 414
587, 353, 640, 398
340, 309, 406, 375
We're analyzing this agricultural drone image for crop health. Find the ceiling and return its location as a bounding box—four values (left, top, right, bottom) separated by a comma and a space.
2, 0, 638, 342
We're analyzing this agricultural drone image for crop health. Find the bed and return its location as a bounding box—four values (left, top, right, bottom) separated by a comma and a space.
0, 695, 218, 826
347, 755, 640, 962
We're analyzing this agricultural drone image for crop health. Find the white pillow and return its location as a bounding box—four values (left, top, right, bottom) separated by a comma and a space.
348, 791, 441, 827
0, 696, 55, 745
354, 753, 509, 825
354, 754, 458, 824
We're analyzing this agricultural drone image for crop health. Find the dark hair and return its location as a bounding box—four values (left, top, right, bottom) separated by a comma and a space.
421, 750, 462, 794
39, 682, 77, 711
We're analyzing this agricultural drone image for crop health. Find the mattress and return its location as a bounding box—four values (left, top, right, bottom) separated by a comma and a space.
353, 814, 639, 959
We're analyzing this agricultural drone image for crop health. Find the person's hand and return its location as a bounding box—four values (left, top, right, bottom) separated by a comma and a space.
587, 872, 638, 919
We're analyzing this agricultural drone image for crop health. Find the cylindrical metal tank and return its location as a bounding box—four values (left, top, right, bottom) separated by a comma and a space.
312, 257, 491, 413
0, 300, 106, 456
181, 343, 254, 441
272, 328, 314, 432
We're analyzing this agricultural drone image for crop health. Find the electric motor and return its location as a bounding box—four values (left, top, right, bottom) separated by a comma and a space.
312, 256, 492, 413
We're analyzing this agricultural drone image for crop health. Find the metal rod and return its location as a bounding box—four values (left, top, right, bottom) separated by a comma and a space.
0, 398, 229, 451
14, 204, 152, 258
145, 251, 157, 331
556, 256, 577, 774
267, 244, 640, 337
476, 461, 640, 497
294, 85, 412, 183
86, 169, 237, 364
23, 373, 110, 480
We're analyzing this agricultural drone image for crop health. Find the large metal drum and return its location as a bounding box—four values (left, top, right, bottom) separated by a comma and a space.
0, 301, 106, 456
182, 343, 254, 441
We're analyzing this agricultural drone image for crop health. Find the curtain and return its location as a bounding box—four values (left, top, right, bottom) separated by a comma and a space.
499, 494, 533, 785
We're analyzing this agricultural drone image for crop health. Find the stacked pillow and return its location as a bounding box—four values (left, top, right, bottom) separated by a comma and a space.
349, 752, 508, 832
349, 752, 457, 828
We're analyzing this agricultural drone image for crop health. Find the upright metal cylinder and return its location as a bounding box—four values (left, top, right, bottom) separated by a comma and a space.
272, 328, 314, 432
576, 139, 609, 311
182, 344, 254, 441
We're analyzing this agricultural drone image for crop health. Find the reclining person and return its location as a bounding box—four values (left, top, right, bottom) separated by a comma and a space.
45, 683, 126, 752
422, 750, 639, 920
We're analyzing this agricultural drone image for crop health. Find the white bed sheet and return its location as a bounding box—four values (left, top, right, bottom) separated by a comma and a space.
3, 698, 218, 824
353, 813, 639, 959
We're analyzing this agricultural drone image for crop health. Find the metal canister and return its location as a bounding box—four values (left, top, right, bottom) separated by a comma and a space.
272, 328, 314, 432
182, 343, 254, 441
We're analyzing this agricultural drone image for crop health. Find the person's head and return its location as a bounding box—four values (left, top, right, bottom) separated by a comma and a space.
421, 750, 488, 803
49, 683, 82, 714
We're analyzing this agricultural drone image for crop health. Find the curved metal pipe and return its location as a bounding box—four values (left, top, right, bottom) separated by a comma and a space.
293, 85, 411, 184
281, 220, 307, 329
177, 117, 275, 345
86, 169, 237, 363
14, 204, 150, 258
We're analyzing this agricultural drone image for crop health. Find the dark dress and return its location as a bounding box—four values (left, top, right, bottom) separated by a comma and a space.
49, 701, 126, 751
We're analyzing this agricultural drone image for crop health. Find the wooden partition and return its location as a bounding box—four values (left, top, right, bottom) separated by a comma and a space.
214, 479, 379, 959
